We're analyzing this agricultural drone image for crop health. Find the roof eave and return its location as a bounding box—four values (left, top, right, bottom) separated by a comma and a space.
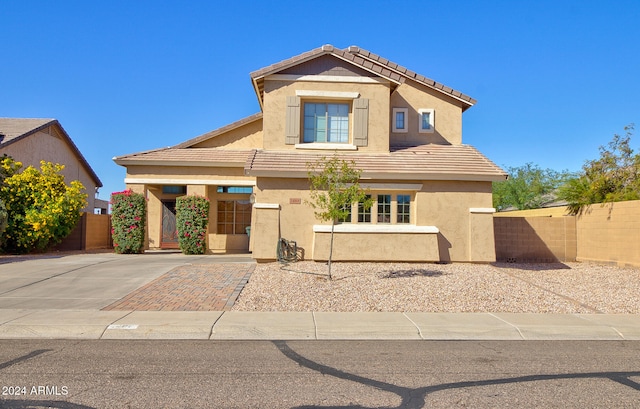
245, 169, 507, 182
114, 159, 246, 168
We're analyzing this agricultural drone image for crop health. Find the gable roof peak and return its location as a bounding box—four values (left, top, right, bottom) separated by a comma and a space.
250, 44, 476, 110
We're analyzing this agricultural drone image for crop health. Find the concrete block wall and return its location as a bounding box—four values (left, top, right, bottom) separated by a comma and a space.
495, 200, 640, 267
494, 216, 576, 262
56, 213, 112, 251
576, 201, 640, 267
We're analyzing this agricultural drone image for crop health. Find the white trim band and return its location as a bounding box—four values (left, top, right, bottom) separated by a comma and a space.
125, 178, 255, 186
313, 224, 439, 234
295, 90, 360, 99
360, 183, 422, 190
253, 203, 280, 209
469, 208, 496, 214
295, 142, 358, 151
269, 74, 387, 84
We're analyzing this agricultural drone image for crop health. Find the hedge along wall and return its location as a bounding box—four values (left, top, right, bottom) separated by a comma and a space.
494, 199, 640, 267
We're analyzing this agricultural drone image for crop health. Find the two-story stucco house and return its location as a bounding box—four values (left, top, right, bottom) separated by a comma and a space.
114, 45, 507, 262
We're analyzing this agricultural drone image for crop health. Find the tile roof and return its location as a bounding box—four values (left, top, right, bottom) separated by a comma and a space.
0, 117, 102, 187
250, 45, 476, 111
113, 147, 254, 167
245, 144, 507, 182
0, 118, 54, 145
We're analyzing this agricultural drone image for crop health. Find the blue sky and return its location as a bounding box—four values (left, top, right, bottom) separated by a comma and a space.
2, 0, 639, 202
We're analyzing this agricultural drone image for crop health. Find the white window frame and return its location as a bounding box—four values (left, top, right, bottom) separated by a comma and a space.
418, 108, 435, 133
342, 192, 414, 225
392, 108, 408, 133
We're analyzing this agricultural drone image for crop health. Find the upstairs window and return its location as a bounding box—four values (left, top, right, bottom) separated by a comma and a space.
419, 109, 435, 133
392, 108, 408, 133
304, 103, 349, 143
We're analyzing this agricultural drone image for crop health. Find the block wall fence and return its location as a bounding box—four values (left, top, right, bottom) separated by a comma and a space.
56, 213, 112, 251
494, 200, 640, 268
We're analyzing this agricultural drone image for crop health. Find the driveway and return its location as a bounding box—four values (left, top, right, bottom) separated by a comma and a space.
0, 252, 254, 310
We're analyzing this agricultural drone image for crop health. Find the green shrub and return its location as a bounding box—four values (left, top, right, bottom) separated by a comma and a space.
176, 195, 209, 255
0, 160, 87, 254
110, 189, 146, 254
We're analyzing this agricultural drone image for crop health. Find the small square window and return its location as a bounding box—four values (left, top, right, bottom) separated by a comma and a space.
392, 108, 408, 133
419, 109, 435, 133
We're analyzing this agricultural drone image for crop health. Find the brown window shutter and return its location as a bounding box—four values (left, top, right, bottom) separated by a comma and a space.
285, 96, 301, 145
353, 98, 369, 147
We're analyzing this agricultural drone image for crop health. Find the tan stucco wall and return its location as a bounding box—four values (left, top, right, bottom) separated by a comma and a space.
415, 181, 495, 262
191, 119, 263, 149
312, 231, 440, 262
250, 177, 496, 262
125, 165, 249, 181
390, 82, 464, 146
4, 128, 98, 211
262, 79, 391, 152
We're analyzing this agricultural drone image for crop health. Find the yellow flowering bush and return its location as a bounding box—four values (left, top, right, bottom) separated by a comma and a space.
0, 154, 20, 241
0, 159, 87, 253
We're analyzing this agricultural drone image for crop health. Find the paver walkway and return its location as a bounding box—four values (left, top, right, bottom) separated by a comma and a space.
102, 263, 255, 311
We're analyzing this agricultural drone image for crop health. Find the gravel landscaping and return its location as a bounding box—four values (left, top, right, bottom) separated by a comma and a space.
232, 261, 640, 313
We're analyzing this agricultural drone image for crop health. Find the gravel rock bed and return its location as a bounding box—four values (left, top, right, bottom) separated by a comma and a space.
232, 261, 640, 313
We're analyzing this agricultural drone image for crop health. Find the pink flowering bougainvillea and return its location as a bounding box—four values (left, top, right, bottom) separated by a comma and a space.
176, 195, 209, 255
110, 189, 146, 254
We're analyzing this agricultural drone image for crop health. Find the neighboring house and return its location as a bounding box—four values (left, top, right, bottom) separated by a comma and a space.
114, 45, 507, 262
0, 118, 104, 213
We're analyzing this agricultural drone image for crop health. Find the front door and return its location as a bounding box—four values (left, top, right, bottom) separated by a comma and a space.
161, 200, 179, 249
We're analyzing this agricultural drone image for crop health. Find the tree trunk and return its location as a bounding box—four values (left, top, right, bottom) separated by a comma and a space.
328, 221, 335, 279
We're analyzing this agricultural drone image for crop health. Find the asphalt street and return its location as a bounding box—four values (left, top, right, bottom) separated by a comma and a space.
1, 340, 639, 408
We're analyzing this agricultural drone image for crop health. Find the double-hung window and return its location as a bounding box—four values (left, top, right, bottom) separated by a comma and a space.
392, 108, 409, 133
419, 109, 434, 133
304, 103, 349, 143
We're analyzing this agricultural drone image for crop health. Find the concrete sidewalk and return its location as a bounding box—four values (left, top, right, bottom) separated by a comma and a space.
1, 252, 640, 341
0, 309, 639, 340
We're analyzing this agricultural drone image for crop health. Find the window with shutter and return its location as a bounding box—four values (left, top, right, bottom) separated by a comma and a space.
353, 98, 369, 147
285, 96, 301, 145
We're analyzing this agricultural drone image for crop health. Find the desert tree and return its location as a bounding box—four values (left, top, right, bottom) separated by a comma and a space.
307, 156, 372, 279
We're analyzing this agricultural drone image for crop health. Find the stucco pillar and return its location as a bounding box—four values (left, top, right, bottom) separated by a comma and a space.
469, 208, 497, 262
251, 203, 281, 261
